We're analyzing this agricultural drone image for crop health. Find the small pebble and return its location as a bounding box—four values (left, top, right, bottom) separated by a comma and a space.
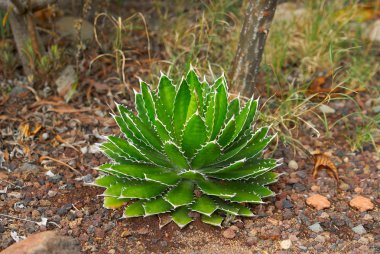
339, 182, 350, 191
311, 185, 320, 192
222, 226, 237, 239
363, 214, 373, 221
246, 236, 257, 246
319, 104, 335, 114
320, 212, 329, 219
309, 223, 323, 233
349, 196, 374, 212
358, 236, 369, 245
315, 235, 325, 243
288, 160, 298, 170
352, 225, 367, 235
280, 239, 292, 250
42, 133, 49, 140
47, 190, 57, 197
306, 194, 331, 210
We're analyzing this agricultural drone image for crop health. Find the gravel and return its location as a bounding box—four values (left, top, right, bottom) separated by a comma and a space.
352, 225, 367, 235
308, 223, 323, 233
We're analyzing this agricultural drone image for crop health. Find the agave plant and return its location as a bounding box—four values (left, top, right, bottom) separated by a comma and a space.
91, 67, 279, 228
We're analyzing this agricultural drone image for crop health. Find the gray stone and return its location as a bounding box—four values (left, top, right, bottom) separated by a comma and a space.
308, 223, 323, 233
352, 224, 366, 235
15, 163, 39, 173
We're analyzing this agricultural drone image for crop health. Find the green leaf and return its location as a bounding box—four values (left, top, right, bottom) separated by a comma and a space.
143, 197, 173, 216
208, 159, 277, 180
242, 99, 258, 133
181, 113, 207, 158
238, 206, 254, 217
103, 182, 124, 197
100, 144, 136, 164
113, 116, 154, 155
201, 214, 223, 227
213, 198, 240, 215
158, 74, 176, 118
229, 98, 253, 143
186, 68, 204, 111
118, 104, 163, 151
164, 141, 189, 169
153, 118, 172, 142
191, 195, 218, 216
196, 178, 236, 198
217, 117, 236, 147
230, 136, 274, 162
210, 83, 228, 140
104, 163, 167, 179
121, 181, 168, 199
171, 206, 193, 228
201, 159, 245, 174
173, 79, 191, 141
135, 93, 150, 126
144, 172, 180, 186
250, 172, 279, 185
108, 136, 170, 167
221, 182, 263, 203
164, 180, 194, 207
225, 98, 240, 122
215, 127, 267, 165
250, 184, 275, 198
103, 196, 129, 209
191, 141, 221, 169
140, 81, 156, 122
124, 200, 145, 217
107, 136, 150, 162
94, 175, 119, 187
204, 92, 216, 139
153, 95, 174, 134
186, 88, 199, 120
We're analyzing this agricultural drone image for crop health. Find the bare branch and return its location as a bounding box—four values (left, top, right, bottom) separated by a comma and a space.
230, 0, 277, 96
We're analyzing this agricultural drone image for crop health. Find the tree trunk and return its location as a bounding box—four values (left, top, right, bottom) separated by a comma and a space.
230, 0, 277, 96
0, 0, 54, 77
9, 11, 33, 76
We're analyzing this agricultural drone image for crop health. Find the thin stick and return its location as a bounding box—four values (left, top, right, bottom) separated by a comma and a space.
39, 156, 82, 175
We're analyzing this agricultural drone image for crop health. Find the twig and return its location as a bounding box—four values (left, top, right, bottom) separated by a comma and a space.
0, 213, 61, 228
39, 155, 82, 175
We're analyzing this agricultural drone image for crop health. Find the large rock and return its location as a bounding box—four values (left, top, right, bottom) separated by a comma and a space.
0, 231, 80, 254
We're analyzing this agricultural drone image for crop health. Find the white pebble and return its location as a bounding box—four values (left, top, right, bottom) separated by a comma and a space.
288, 160, 298, 170
280, 239, 292, 250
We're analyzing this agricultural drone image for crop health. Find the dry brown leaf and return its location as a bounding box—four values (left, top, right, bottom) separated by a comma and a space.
31, 123, 42, 136
307, 71, 366, 98
17, 140, 32, 160
19, 123, 30, 138
312, 153, 339, 182
19, 122, 42, 137
48, 105, 91, 113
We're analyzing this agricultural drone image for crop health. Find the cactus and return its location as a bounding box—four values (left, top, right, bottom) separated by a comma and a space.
91, 67, 279, 228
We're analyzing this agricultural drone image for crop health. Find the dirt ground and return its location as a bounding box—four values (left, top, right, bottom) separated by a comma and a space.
0, 83, 379, 254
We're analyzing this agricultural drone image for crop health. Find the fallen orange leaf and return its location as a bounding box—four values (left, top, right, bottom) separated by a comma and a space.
312, 153, 339, 182
19, 123, 30, 138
